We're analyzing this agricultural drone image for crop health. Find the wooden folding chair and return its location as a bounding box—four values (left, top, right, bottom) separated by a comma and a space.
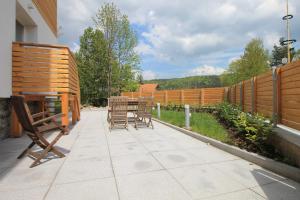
134, 97, 154, 129
11, 95, 67, 168
109, 96, 128, 130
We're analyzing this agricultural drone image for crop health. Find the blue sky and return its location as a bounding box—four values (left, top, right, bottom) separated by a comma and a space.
58, 0, 300, 80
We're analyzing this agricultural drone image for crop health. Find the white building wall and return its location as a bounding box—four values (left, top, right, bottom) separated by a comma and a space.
18, 0, 57, 44
0, 0, 57, 98
0, 0, 16, 98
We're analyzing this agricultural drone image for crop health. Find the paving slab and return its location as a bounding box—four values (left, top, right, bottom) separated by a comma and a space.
111, 153, 163, 176
54, 157, 113, 184
0, 162, 61, 191
202, 189, 265, 200
46, 178, 119, 200
109, 141, 149, 157
0, 186, 49, 200
152, 149, 203, 169
116, 170, 192, 200
169, 164, 246, 199
211, 159, 286, 188
250, 179, 300, 200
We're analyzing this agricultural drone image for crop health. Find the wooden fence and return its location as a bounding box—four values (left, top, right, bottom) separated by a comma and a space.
228, 60, 300, 131
12, 42, 81, 137
122, 87, 227, 106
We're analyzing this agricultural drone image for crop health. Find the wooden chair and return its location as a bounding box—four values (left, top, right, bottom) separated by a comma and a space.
11, 95, 67, 168
134, 97, 154, 129
109, 96, 128, 130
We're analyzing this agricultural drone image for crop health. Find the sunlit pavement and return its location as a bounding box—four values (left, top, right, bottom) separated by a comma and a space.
0, 109, 299, 200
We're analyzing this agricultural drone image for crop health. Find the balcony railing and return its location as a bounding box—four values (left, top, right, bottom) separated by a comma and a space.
11, 42, 80, 136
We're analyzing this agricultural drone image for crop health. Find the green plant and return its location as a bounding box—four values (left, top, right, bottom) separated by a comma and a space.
153, 109, 230, 143
215, 103, 273, 153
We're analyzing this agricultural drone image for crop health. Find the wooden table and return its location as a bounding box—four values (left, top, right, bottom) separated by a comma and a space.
127, 98, 139, 112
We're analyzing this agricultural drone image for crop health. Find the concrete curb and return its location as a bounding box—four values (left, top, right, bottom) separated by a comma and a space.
153, 118, 300, 183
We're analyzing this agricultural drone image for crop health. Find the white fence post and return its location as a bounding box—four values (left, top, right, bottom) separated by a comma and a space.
185, 104, 190, 129
157, 103, 161, 119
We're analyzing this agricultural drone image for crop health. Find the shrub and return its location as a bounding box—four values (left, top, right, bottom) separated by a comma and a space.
215, 103, 273, 154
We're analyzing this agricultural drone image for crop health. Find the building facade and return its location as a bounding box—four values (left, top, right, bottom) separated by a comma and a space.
0, 0, 58, 138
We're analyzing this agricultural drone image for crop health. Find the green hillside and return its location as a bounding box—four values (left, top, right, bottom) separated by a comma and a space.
144, 75, 221, 90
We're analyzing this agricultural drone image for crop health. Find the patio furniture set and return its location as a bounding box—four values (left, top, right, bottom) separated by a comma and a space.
107, 96, 154, 130
10, 95, 154, 168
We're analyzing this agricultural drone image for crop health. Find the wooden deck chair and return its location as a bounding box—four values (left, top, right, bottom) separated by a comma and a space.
134, 98, 154, 129
109, 96, 128, 130
107, 96, 126, 122
11, 95, 67, 168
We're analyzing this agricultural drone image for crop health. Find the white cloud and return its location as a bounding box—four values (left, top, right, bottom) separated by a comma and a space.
58, 0, 300, 77
142, 70, 157, 80
135, 42, 155, 56
187, 65, 225, 76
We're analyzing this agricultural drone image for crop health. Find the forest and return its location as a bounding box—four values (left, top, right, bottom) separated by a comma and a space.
145, 75, 221, 90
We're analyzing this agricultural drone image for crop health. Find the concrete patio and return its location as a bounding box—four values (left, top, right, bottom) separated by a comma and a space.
0, 109, 300, 200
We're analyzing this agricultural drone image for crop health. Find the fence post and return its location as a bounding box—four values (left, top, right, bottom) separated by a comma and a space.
157, 103, 161, 119
272, 67, 278, 126
164, 91, 168, 105
240, 82, 244, 110
276, 68, 281, 124
201, 89, 204, 106
61, 93, 69, 128
185, 104, 190, 130
224, 87, 229, 102
131, 92, 133, 98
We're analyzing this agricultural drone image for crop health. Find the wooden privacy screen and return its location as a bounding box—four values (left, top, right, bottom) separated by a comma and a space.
228, 60, 300, 131
280, 62, 300, 129
12, 42, 80, 137
122, 88, 227, 106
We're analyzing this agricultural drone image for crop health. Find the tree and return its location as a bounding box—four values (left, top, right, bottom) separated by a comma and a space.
221, 38, 269, 86
293, 49, 300, 61
93, 3, 140, 96
75, 27, 109, 105
137, 73, 144, 84
271, 37, 296, 66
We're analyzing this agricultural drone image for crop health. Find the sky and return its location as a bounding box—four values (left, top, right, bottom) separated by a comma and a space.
58, 0, 300, 80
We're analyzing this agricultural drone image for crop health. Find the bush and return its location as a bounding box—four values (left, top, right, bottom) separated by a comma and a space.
215, 103, 274, 154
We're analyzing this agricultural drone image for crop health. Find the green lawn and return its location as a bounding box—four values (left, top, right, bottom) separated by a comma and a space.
154, 110, 231, 143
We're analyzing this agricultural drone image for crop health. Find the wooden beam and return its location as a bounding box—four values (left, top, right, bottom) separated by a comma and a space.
61, 93, 69, 127
10, 107, 23, 137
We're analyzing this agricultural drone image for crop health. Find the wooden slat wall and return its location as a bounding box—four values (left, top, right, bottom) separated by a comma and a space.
11, 42, 81, 136
32, 0, 57, 36
280, 62, 300, 130
243, 80, 252, 112
122, 88, 227, 106
12, 42, 80, 96
256, 71, 273, 117
227, 60, 300, 131
203, 88, 225, 105
182, 89, 201, 106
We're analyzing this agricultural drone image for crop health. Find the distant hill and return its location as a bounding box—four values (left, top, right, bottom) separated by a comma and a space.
144, 75, 221, 90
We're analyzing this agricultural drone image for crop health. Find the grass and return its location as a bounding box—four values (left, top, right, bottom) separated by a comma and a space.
153, 110, 231, 143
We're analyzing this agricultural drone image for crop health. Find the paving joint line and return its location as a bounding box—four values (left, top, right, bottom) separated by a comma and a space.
42, 121, 84, 200
102, 114, 122, 200
131, 126, 195, 199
